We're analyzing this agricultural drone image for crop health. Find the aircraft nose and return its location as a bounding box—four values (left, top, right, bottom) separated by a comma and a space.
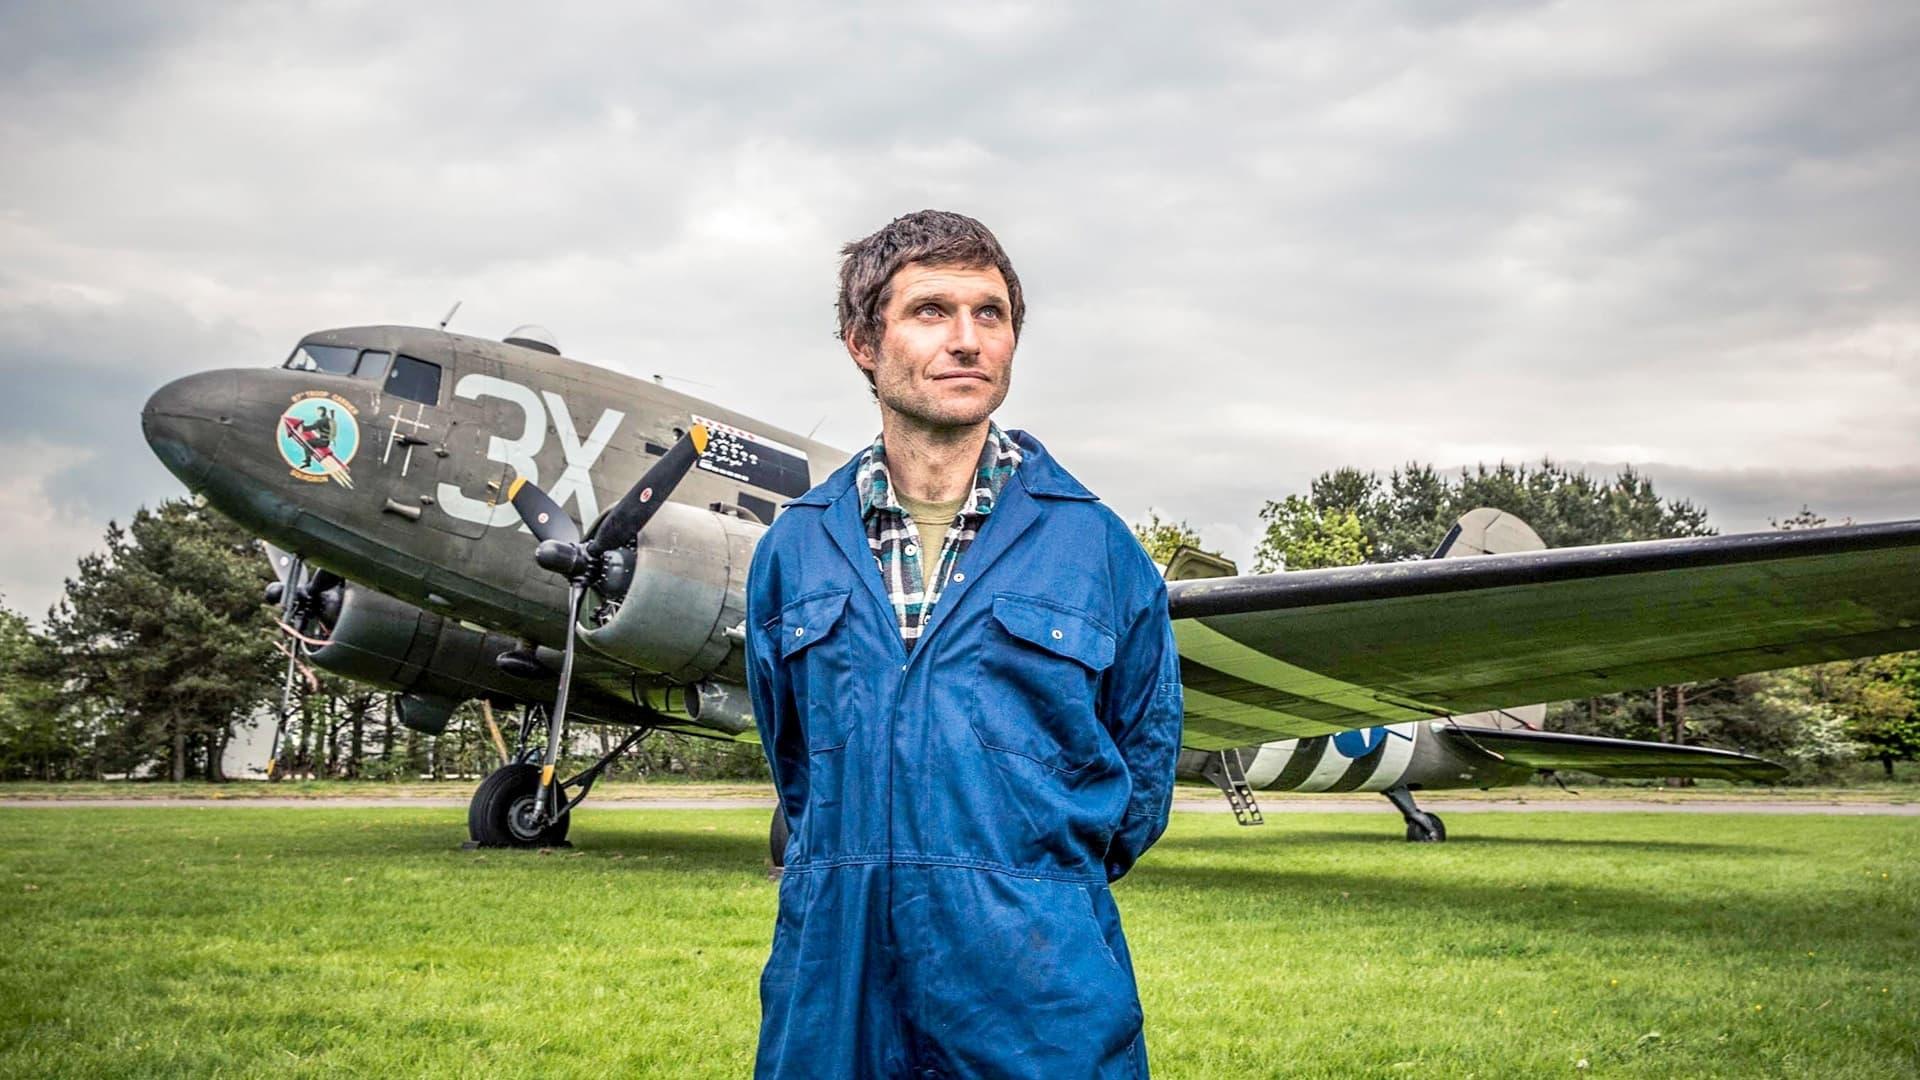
142, 371, 236, 490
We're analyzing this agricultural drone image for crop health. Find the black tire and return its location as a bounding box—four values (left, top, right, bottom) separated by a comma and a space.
468, 763, 571, 847
1404, 812, 1447, 843
769, 804, 790, 869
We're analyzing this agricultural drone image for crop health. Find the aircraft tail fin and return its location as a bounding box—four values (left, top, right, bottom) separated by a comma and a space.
1430, 507, 1546, 559
1428, 509, 1549, 730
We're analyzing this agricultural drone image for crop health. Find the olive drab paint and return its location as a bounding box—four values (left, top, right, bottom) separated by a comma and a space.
141, 324, 844, 734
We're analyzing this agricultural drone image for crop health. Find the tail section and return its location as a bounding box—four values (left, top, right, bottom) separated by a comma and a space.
1434, 509, 1546, 732
1430, 507, 1545, 559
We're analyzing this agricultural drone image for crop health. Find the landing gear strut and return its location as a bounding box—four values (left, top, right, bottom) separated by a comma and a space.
465, 704, 651, 848
1385, 785, 1446, 843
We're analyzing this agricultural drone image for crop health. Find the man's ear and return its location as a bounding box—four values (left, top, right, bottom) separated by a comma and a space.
846, 334, 877, 384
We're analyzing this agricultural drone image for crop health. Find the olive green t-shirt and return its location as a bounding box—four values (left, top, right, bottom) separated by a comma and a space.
895, 490, 968, 595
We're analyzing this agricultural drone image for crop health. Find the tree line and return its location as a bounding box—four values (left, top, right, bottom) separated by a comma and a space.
1134, 461, 1920, 782
0, 500, 768, 784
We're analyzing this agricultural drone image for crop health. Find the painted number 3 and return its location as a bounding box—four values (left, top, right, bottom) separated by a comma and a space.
436, 373, 626, 529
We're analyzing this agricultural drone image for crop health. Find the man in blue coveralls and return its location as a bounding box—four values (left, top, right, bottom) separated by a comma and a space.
745, 210, 1184, 1078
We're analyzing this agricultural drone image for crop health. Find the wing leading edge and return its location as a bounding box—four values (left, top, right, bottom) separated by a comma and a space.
1167, 519, 1920, 749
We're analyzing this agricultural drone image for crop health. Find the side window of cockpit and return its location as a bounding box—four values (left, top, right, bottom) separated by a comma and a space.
285, 343, 358, 374
354, 350, 391, 380
386, 354, 442, 405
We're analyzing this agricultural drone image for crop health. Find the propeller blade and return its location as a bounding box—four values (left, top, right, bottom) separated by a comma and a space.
538, 581, 588, 818
304, 568, 342, 599
507, 475, 582, 545
517, 425, 707, 823
589, 424, 708, 555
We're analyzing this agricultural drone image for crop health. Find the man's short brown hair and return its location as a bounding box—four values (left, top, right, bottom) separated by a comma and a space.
836, 210, 1026, 355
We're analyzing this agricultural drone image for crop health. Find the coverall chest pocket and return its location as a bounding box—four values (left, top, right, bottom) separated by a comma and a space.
969, 594, 1117, 773
776, 589, 859, 753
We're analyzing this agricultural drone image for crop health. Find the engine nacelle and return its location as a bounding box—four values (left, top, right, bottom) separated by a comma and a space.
686, 680, 754, 736
581, 501, 765, 684
306, 583, 553, 715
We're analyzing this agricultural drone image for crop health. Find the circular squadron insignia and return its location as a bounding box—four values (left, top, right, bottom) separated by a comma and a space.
277, 392, 360, 488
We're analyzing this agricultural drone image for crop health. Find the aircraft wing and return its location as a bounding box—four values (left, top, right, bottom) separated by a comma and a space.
1436, 725, 1789, 781
1167, 519, 1920, 750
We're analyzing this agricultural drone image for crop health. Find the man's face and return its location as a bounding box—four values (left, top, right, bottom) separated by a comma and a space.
850, 262, 1015, 430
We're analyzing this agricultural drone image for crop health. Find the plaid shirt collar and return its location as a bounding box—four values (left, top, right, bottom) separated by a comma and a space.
857, 421, 1021, 520
856, 422, 1022, 645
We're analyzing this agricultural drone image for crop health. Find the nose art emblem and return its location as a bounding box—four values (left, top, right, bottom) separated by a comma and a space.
276, 392, 361, 489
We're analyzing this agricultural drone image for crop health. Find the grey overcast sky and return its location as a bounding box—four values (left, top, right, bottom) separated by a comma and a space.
4, 1, 1918, 618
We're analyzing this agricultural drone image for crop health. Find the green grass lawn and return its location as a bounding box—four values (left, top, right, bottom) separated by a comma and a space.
2, 774, 1914, 802
0, 808, 1913, 1078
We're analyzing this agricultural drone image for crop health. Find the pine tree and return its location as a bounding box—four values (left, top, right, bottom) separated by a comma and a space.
43, 500, 278, 781
0, 600, 69, 780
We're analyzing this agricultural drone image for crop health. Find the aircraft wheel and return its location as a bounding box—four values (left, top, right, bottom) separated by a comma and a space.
469, 763, 571, 848
769, 804, 790, 869
1405, 813, 1447, 843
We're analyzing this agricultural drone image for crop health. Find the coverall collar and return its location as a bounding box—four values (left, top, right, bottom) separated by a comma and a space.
856, 420, 1023, 520
785, 428, 1096, 510
784, 428, 1099, 659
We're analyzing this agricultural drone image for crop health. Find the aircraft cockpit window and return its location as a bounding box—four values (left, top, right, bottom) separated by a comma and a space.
285, 343, 358, 375
354, 350, 392, 381
386, 354, 442, 405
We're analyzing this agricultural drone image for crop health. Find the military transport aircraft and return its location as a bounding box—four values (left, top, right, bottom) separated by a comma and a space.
140, 324, 1920, 854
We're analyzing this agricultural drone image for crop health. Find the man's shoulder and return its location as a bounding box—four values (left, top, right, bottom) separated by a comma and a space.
784, 443, 865, 509
1009, 435, 1163, 597
1086, 501, 1167, 592
755, 499, 829, 563
756, 445, 863, 550
1006, 428, 1096, 503
746, 503, 844, 623
1026, 484, 1135, 544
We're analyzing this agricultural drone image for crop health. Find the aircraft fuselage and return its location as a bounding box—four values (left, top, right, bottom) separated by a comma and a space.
142, 325, 845, 716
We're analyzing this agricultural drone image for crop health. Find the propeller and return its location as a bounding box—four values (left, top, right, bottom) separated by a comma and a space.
264, 554, 341, 779
506, 424, 709, 817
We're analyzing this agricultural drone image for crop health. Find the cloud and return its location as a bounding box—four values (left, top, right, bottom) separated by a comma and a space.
0, 283, 261, 519
0, 441, 118, 620
1558, 461, 1920, 535
2, 0, 1917, 600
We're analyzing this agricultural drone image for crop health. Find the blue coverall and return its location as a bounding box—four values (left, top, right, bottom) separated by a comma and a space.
746, 430, 1184, 1079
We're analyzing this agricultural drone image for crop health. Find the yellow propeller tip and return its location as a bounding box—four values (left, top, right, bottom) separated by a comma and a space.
506, 476, 526, 500
689, 424, 709, 454
540, 764, 555, 787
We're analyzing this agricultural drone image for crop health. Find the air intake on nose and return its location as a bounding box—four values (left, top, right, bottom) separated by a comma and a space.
504, 325, 561, 355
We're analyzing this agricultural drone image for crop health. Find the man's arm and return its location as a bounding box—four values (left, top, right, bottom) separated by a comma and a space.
746, 540, 808, 826
1099, 578, 1183, 883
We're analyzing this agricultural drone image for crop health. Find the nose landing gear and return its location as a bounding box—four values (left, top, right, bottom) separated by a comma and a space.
464, 704, 651, 849
469, 762, 572, 847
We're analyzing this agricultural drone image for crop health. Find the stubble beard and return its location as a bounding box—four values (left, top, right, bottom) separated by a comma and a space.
872, 347, 1012, 435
